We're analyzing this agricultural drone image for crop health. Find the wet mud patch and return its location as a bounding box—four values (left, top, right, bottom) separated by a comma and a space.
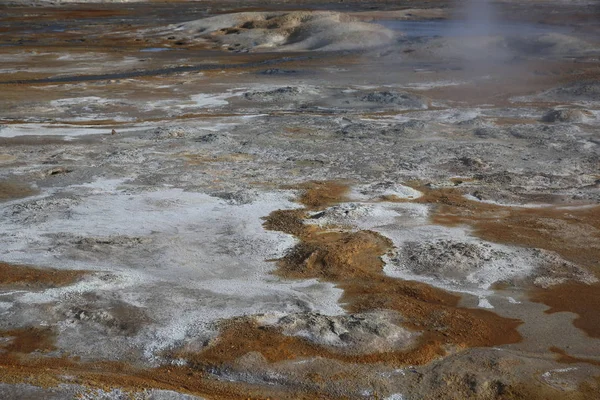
0, 181, 38, 201
0, 262, 87, 289
531, 282, 600, 339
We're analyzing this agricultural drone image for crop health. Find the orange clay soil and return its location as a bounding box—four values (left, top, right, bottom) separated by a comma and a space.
0, 262, 87, 288
0, 327, 592, 400
410, 186, 600, 270
406, 185, 600, 339
0, 359, 330, 400
187, 319, 448, 368
254, 181, 522, 367
0, 327, 334, 399
550, 347, 600, 367
4, 181, 596, 397
0, 327, 56, 354
283, 180, 351, 209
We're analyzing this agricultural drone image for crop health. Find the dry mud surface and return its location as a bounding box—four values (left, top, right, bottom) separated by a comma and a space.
1, 0, 600, 399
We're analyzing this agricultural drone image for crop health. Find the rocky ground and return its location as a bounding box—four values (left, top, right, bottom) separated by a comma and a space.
0, 0, 599, 399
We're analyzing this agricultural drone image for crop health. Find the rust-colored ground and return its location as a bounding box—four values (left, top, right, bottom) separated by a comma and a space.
412, 187, 600, 270
284, 180, 351, 209
408, 185, 600, 342
2, 341, 597, 400
551, 347, 600, 367
0, 262, 87, 288
0, 327, 56, 354
0, 180, 596, 397
0, 327, 334, 399
186, 317, 447, 368
258, 182, 523, 366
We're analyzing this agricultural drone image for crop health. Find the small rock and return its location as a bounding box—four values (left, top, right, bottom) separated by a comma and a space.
45, 167, 73, 176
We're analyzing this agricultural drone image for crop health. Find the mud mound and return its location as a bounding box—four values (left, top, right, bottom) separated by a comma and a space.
337, 119, 432, 139
308, 203, 375, 226
75, 235, 149, 251
8, 195, 80, 225
261, 310, 416, 355
396, 240, 502, 280
387, 119, 430, 138
542, 109, 587, 123
360, 91, 427, 109
243, 86, 302, 101
61, 301, 151, 336
153, 126, 193, 139
260, 68, 297, 75
391, 239, 596, 290
337, 121, 385, 139
531, 250, 597, 288
457, 117, 491, 129
168, 11, 396, 52
353, 182, 423, 201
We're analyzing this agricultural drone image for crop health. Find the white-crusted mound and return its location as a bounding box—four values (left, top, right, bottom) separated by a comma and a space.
168, 11, 397, 52
257, 310, 417, 355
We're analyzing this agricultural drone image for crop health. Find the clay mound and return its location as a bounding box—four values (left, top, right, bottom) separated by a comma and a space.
169, 11, 396, 52
243, 86, 302, 101
360, 91, 427, 109
260, 310, 417, 355
396, 240, 501, 280
542, 109, 588, 123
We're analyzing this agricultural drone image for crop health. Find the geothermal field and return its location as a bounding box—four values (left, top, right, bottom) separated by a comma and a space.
0, 0, 599, 398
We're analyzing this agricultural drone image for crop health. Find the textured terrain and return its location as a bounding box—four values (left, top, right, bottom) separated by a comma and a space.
0, 0, 599, 399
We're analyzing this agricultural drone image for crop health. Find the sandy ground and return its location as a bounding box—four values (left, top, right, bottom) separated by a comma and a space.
0, 1, 600, 399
